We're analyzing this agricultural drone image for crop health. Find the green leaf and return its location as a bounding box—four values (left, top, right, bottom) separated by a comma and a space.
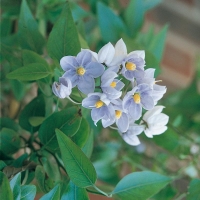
18, 0, 45, 54
0, 171, 13, 200
187, 179, 200, 200
20, 185, 36, 200
82, 130, 94, 158
29, 117, 45, 127
0, 117, 19, 132
112, 171, 171, 200
40, 184, 60, 200
0, 128, 21, 155
143, 0, 163, 11
10, 80, 26, 101
6, 63, 51, 81
148, 25, 168, 62
10, 173, 21, 200
56, 129, 97, 188
22, 50, 48, 66
61, 181, 89, 200
41, 152, 61, 182
97, 2, 126, 43
123, 0, 144, 37
39, 107, 82, 151
19, 96, 45, 133
72, 118, 90, 148
0, 161, 7, 171
47, 1, 81, 61
35, 165, 48, 193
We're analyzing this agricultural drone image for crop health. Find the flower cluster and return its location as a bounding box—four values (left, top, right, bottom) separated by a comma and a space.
52, 39, 169, 146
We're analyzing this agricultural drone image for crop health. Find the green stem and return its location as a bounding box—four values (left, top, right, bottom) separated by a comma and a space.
92, 185, 111, 197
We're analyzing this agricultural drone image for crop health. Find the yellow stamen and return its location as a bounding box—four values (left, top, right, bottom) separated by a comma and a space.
125, 62, 136, 71
110, 81, 117, 88
115, 110, 122, 119
95, 100, 104, 108
77, 67, 86, 76
133, 93, 141, 104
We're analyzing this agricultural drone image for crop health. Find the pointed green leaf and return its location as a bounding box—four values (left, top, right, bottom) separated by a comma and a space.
82, 129, 94, 158
0, 171, 13, 200
6, 63, 51, 81
20, 185, 36, 200
97, 2, 126, 43
61, 181, 89, 200
10, 173, 21, 200
0, 161, 7, 171
0, 117, 19, 132
18, 0, 45, 54
29, 117, 45, 127
112, 171, 171, 200
47, 2, 81, 61
149, 25, 168, 62
187, 179, 200, 200
124, 0, 144, 37
56, 129, 97, 188
0, 128, 21, 155
19, 96, 45, 133
38, 107, 82, 151
35, 165, 48, 193
10, 79, 26, 101
40, 184, 60, 200
22, 50, 48, 66
72, 118, 90, 148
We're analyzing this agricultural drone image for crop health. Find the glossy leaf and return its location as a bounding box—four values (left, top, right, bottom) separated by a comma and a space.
97, 2, 126, 42
0, 128, 21, 155
6, 63, 51, 81
35, 165, 48, 193
18, 0, 45, 54
39, 107, 82, 151
20, 185, 36, 200
124, 0, 144, 37
56, 129, 97, 188
0, 161, 7, 171
82, 129, 94, 158
112, 171, 171, 200
72, 118, 90, 148
10, 173, 21, 200
187, 179, 200, 200
47, 1, 81, 61
0, 117, 19, 131
29, 117, 45, 127
10, 80, 26, 101
40, 184, 60, 200
0, 171, 13, 200
19, 95, 45, 133
61, 181, 89, 200
22, 50, 48, 66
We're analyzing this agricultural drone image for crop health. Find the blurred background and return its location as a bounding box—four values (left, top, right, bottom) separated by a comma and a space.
1, 0, 200, 199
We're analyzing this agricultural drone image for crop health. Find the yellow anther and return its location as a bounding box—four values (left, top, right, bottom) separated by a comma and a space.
110, 81, 117, 88
77, 67, 86, 76
125, 62, 136, 71
133, 93, 141, 104
95, 100, 104, 108
115, 110, 122, 119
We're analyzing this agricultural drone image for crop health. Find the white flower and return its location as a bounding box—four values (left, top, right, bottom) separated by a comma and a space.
142, 106, 169, 138
82, 42, 115, 66
120, 123, 144, 146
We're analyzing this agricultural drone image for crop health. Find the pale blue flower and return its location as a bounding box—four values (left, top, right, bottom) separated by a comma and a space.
123, 83, 154, 120
120, 123, 144, 146
52, 77, 72, 99
82, 93, 115, 127
101, 70, 124, 100
136, 68, 167, 104
60, 50, 105, 94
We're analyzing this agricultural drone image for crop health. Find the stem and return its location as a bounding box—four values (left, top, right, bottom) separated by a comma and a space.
175, 193, 187, 200
92, 185, 111, 197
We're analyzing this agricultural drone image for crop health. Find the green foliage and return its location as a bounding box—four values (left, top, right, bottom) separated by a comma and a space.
56, 129, 97, 188
10, 172, 21, 200
112, 171, 171, 200
20, 185, 36, 200
0, 172, 13, 200
47, 1, 81, 61
187, 179, 200, 200
39, 107, 82, 151
40, 184, 60, 200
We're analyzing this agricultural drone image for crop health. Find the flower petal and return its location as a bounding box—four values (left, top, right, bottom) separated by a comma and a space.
82, 95, 100, 109
77, 75, 95, 94
122, 132, 140, 146
141, 95, 154, 110
85, 62, 105, 78
76, 50, 92, 66
60, 56, 79, 71
143, 106, 165, 121
98, 42, 115, 65
91, 107, 105, 122
116, 113, 129, 132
